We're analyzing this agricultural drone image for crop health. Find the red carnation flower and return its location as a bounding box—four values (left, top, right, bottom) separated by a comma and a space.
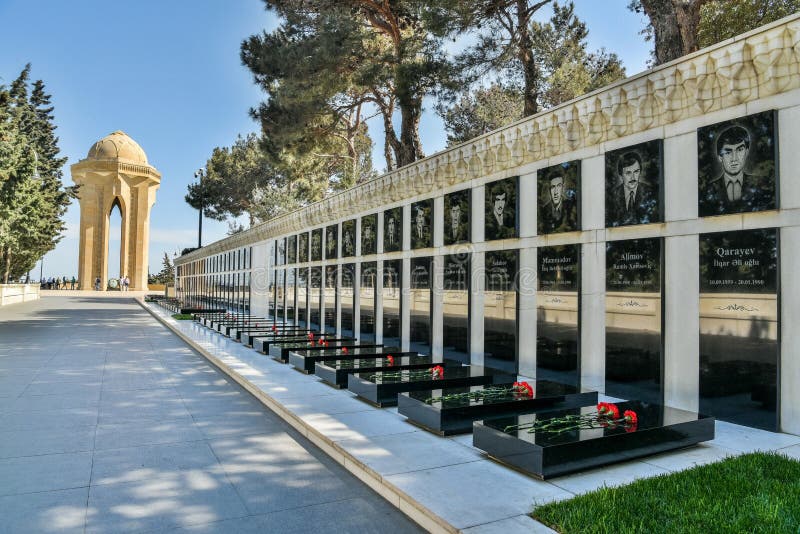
513, 381, 534, 398
308, 333, 314, 340
623, 410, 638, 425
431, 365, 445, 379
606, 403, 620, 419
597, 402, 609, 415
386, 355, 395, 366
342, 347, 349, 354
272, 325, 277, 332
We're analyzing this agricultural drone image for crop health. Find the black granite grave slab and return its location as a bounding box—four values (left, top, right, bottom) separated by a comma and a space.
316, 354, 440, 388
253, 334, 324, 354
398, 380, 597, 435
227, 324, 304, 338
288, 347, 410, 374
228, 325, 311, 341
472, 400, 715, 479
348, 366, 514, 407
267, 338, 360, 362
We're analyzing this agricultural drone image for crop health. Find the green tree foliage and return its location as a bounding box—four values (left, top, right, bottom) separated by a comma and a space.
245, 0, 454, 169
437, 1, 624, 117
0, 65, 74, 283
148, 252, 175, 285
185, 133, 300, 226
698, 0, 800, 47
434, 0, 554, 116
439, 2, 625, 143
437, 84, 524, 146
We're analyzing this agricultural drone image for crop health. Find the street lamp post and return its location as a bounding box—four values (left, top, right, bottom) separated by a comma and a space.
194, 168, 204, 248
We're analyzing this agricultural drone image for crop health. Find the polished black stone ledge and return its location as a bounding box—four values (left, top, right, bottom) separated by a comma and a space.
288, 347, 410, 374
315, 354, 437, 387
472, 400, 715, 479
398, 380, 598, 436
348, 366, 514, 407
268, 339, 364, 362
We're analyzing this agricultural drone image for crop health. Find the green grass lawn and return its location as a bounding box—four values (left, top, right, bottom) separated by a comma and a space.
171, 313, 194, 320
533, 452, 800, 533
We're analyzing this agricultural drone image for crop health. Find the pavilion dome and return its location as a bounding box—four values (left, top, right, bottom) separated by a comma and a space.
85, 130, 148, 165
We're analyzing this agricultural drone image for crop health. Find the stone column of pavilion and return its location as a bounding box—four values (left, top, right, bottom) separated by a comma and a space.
71, 131, 161, 291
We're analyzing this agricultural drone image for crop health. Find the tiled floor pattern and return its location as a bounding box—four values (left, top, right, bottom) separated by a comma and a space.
146, 301, 800, 533
0, 296, 420, 533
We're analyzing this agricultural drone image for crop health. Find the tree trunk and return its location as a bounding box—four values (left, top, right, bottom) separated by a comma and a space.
397, 98, 424, 167
517, 0, 540, 116
2, 247, 11, 284
640, 0, 707, 65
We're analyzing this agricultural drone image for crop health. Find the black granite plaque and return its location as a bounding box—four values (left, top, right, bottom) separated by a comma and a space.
324, 265, 337, 334
325, 224, 338, 260
277, 238, 286, 266
383, 259, 402, 347
296, 267, 308, 327
411, 200, 433, 249
538, 161, 580, 234
605, 140, 662, 227
444, 253, 470, 365
384, 208, 402, 252
444, 189, 470, 245
699, 229, 778, 431
311, 229, 322, 261
484, 250, 518, 374
536, 245, 580, 386
341, 219, 356, 258
360, 261, 377, 342
341, 264, 355, 337
485, 177, 518, 240
410, 257, 432, 355
605, 238, 663, 405
298, 233, 309, 263
286, 235, 297, 264
285, 268, 296, 323
361, 214, 378, 255
309, 266, 322, 329
698, 111, 777, 217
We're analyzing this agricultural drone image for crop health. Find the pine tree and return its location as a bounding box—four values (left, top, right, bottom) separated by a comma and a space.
0, 65, 74, 283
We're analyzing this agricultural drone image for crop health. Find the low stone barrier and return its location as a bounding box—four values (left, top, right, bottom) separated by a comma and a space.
0, 284, 40, 306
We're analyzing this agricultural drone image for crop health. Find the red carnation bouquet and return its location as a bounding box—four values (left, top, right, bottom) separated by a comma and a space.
386, 355, 395, 366
512, 381, 534, 398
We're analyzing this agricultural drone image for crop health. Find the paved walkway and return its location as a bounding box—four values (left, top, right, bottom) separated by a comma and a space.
0, 296, 420, 533
143, 300, 800, 533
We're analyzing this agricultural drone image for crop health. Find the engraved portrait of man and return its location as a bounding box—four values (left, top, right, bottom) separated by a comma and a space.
605, 140, 661, 227
493, 192, 506, 227
450, 203, 461, 241
698, 115, 776, 217
415, 206, 425, 239
387, 217, 395, 245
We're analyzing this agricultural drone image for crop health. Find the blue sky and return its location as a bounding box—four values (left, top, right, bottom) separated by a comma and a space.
0, 0, 652, 280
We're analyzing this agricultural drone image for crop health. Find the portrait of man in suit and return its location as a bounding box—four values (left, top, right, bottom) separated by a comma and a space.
605, 140, 662, 227
698, 113, 776, 217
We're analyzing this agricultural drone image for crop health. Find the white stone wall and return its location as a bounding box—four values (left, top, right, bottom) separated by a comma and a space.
0, 284, 40, 306
176, 16, 800, 433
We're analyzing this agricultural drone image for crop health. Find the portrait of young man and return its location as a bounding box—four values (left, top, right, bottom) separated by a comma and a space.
444, 189, 470, 245
485, 177, 518, 240
605, 140, 662, 227
383, 207, 402, 252
698, 111, 777, 217
411, 200, 433, 249
538, 161, 579, 234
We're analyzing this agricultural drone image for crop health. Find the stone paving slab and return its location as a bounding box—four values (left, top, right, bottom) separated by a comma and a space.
0, 296, 420, 533
144, 299, 800, 533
